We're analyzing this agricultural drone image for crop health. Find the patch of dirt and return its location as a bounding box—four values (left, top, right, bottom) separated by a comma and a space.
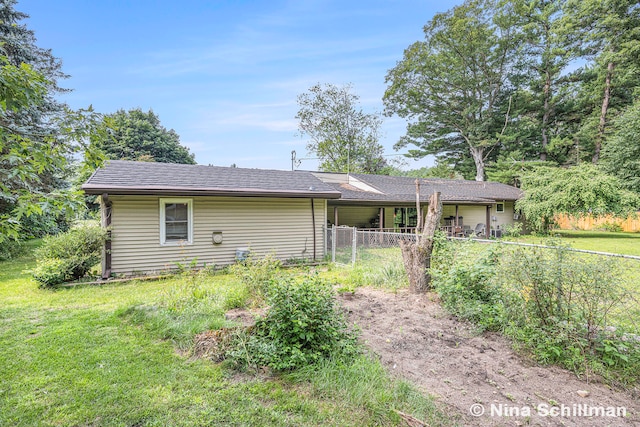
339, 287, 640, 427
224, 307, 265, 327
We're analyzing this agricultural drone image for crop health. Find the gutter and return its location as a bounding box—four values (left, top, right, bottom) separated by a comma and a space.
81, 185, 341, 199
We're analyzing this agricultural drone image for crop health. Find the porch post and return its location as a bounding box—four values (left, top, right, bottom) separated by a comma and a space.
455, 205, 459, 226
485, 205, 491, 239
379, 207, 384, 231
101, 193, 112, 280
334, 206, 339, 226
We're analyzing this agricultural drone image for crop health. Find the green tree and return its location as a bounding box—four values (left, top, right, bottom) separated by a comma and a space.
0, 1, 100, 244
296, 83, 387, 174
516, 164, 639, 232
91, 108, 195, 164
0, 56, 100, 243
384, 0, 523, 181
392, 162, 464, 180
562, 0, 640, 164
601, 102, 640, 193
511, 0, 572, 162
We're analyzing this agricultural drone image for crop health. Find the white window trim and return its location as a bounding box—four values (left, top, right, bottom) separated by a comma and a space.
159, 198, 193, 245
496, 202, 505, 213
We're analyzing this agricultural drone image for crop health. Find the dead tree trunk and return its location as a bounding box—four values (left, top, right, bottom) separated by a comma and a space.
400, 191, 443, 293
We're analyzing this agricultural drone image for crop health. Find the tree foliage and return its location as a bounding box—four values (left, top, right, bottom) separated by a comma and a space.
516, 164, 639, 232
392, 162, 464, 180
296, 83, 387, 174
385, 0, 640, 182
562, 0, 640, 164
601, 102, 640, 193
0, 1, 101, 243
384, 0, 522, 181
90, 108, 195, 164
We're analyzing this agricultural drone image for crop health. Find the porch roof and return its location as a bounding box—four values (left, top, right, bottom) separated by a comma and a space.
314, 172, 522, 204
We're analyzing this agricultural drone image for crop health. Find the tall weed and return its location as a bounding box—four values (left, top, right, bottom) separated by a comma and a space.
433, 240, 640, 387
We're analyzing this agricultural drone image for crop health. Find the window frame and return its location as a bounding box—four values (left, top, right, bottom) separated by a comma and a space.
159, 198, 193, 245
496, 202, 505, 213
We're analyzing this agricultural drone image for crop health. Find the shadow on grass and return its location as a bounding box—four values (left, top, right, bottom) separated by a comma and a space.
554, 230, 640, 239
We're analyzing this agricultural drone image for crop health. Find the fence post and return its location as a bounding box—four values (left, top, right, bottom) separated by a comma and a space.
352, 226, 357, 265
331, 225, 336, 263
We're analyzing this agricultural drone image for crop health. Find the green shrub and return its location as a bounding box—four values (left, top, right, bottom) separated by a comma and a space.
502, 222, 523, 238
502, 248, 639, 376
31, 258, 72, 286
598, 221, 623, 233
434, 246, 503, 330
229, 276, 359, 371
31, 222, 106, 287
0, 239, 26, 261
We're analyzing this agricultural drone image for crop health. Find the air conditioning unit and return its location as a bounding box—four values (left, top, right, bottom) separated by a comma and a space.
513, 213, 520, 220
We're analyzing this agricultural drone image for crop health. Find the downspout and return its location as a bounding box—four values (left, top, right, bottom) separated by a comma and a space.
102, 193, 112, 279
311, 198, 316, 260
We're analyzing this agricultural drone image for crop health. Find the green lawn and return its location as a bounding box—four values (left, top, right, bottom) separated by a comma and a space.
0, 244, 450, 427
507, 229, 640, 256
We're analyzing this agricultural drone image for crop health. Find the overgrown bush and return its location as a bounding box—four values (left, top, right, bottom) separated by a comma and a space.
433, 244, 503, 330
433, 239, 640, 387
32, 222, 106, 287
501, 222, 522, 238
0, 239, 26, 261
598, 221, 623, 233
228, 276, 359, 371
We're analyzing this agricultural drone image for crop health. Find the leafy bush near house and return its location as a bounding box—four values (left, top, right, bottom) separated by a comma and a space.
228, 276, 359, 371
32, 222, 106, 287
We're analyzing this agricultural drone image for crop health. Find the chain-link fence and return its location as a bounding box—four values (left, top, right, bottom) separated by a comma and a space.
325, 226, 640, 362
325, 226, 417, 265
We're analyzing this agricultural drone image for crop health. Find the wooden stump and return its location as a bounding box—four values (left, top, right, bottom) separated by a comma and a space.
401, 191, 442, 293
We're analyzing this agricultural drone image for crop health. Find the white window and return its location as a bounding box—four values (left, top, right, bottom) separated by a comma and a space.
496, 202, 505, 213
160, 198, 193, 245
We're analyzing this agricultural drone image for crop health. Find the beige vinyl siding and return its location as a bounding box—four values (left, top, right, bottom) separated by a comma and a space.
383, 207, 395, 229
493, 201, 516, 230
442, 205, 488, 229
442, 202, 516, 231
331, 206, 380, 228
109, 195, 327, 275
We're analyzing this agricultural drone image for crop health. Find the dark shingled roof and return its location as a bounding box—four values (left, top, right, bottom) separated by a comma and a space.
82, 160, 341, 199
319, 173, 522, 204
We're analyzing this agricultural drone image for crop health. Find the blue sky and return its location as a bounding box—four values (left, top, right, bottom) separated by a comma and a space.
20, 0, 459, 171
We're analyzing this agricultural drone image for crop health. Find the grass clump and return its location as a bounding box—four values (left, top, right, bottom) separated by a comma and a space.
288, 354, 452, 427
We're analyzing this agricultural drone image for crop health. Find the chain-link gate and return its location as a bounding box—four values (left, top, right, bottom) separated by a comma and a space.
325, 225, 417, 265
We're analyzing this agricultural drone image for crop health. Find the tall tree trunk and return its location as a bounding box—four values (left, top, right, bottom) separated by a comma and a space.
593, 61, 614, 164
470, 146, 485, 181
400, 192, 443, 293
541, 70, 551, 162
